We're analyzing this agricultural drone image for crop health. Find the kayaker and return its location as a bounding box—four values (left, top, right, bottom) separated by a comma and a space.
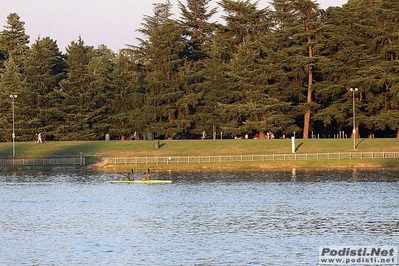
142, 172, 148, 181
126, 172, 133, 181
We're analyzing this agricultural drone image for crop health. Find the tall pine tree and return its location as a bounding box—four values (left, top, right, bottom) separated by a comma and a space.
134, 1, 186, 138
22, 37, 65, 141
58, 37, 96, 140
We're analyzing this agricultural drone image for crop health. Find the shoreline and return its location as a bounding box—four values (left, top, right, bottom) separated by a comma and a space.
92, 159, 399, 173
0, 160, 397, 175
0, 139, 397, 173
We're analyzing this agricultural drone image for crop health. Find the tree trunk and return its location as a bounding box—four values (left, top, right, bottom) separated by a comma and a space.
303, 63, 313, 139
303, 110, 310, 139
303, 31, 313, 139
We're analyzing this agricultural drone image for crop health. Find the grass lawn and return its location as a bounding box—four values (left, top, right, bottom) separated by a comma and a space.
0, 138, 398, 158
0, 138, 397, 171
5, 138, 399, 155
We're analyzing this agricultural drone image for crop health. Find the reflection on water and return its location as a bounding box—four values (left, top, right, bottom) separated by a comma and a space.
291, 168, 297, 182
0, 168, 398, 265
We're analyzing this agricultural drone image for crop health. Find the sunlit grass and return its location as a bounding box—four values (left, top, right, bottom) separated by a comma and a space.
0, 138, 397, 171
0, 138, 398, 158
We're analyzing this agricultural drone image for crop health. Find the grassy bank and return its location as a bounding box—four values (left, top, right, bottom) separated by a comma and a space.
0, 138, 398, 171
102, 159, 399, 173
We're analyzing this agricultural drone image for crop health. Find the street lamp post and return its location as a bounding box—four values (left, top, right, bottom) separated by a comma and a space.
10, 95, 17, 157
350, 88, 358, 150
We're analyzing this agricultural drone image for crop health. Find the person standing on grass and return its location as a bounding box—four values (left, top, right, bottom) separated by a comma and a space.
37, 133, 42, 143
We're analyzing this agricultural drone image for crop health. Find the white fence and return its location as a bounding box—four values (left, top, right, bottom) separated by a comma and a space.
0, 158, 85, 166
106, 152, 399, 165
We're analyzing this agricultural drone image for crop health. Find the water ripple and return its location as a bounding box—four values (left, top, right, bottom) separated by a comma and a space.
0, 169, 398, 265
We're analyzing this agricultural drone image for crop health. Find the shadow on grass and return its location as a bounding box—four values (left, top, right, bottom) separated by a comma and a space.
296, 142, 304, 152
355, 138, 366, 149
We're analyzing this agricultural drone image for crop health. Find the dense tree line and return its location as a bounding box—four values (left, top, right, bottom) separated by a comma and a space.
0, 0, 398, 142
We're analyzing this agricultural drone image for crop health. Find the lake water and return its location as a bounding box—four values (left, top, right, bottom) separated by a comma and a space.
1, 169, 398, 265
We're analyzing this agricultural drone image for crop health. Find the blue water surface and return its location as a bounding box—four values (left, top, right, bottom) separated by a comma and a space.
1, 168, 398, 265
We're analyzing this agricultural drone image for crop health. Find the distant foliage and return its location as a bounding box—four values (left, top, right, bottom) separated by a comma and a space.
0, 0, 398, 141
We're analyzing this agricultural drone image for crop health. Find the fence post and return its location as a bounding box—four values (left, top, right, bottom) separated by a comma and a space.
79, 152, 83, 166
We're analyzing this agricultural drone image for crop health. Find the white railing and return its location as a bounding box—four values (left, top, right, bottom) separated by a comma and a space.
0, 158, 85, 166
106, 152, 398, 165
